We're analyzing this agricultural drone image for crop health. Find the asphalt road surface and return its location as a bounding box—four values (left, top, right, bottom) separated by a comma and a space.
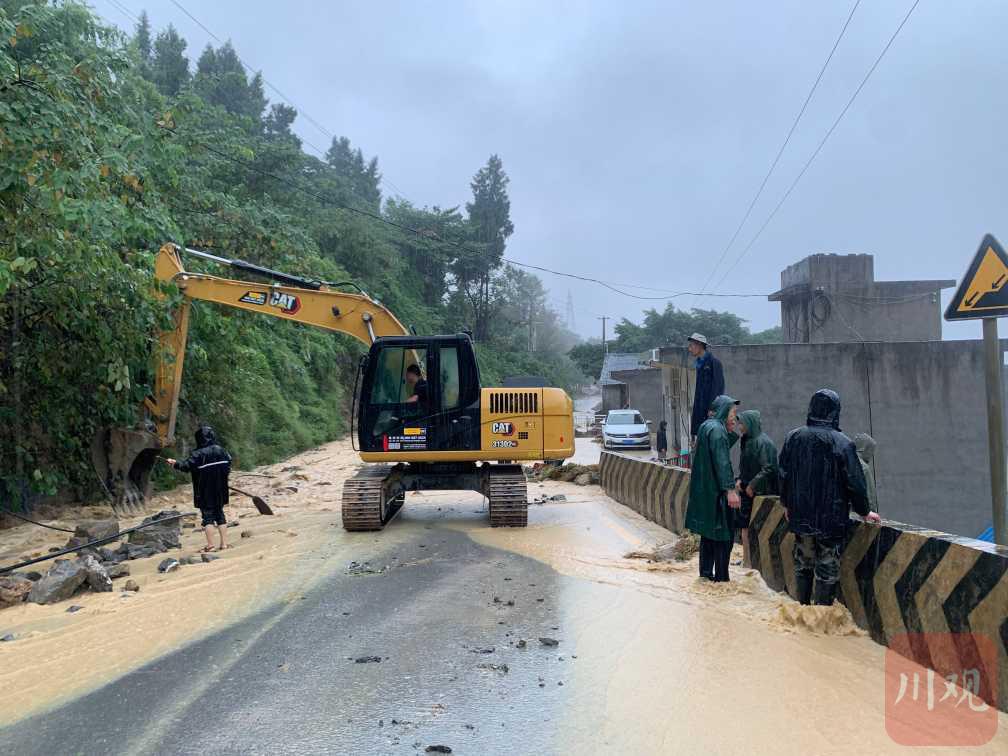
1, 500, 608, 755
3, 489, 1007, 755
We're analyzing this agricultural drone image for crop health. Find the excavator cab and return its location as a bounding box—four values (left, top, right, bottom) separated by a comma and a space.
358, 335, 482, 454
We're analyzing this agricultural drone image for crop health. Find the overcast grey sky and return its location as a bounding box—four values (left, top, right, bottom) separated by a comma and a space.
98, 0, 1007, 341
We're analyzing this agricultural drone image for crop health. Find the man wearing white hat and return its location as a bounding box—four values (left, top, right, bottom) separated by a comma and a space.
687, 332, 725, 449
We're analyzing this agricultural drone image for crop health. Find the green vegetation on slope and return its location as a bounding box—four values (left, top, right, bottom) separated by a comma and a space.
0, 2, 584, 505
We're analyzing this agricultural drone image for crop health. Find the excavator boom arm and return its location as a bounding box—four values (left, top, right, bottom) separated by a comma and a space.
149, 243, 409, 446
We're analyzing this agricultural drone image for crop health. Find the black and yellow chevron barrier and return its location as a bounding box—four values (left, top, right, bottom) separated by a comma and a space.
600, 451, 1008, 712
599, 451, 690, 534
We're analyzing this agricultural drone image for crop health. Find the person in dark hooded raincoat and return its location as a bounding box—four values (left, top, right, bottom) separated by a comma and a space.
853, 433, 878, 512
685, 394, 740, 582
778, 390, 879, 605
166, 425, 232, 552
656, 420, 669, 462
734, 410, 778, 568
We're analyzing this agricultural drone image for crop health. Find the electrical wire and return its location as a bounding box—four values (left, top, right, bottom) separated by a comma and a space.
159, 121, 776, 301
0, 508, 75, 533
163, 0, 409, 197
697, 0, 862, 299
97, 3, 774, 303
712, 0, 921, 291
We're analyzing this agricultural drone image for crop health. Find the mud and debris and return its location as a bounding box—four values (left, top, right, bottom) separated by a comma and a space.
2, 432, 1006, 754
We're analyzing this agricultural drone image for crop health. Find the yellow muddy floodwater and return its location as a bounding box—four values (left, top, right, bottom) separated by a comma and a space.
461, 482, 1008, 755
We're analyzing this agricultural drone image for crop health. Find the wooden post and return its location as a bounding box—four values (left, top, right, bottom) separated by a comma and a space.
982, 317, 1007, 545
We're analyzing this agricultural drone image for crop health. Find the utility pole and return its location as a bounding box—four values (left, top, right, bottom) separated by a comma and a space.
983, 318, 1007, 545
526, 302, 542, 353
565, 290, 576, 332
597, 316, 610, 356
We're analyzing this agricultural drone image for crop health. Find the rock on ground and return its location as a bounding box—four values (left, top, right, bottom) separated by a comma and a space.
80, 555, 113, 593
28, 559, 89, 605
128, 510, 182, 552
0, 576, 33, 608
63, 518, 120, 551
123, 580, 140, 592
158, 558, 180, 573
106, 563, 130, 579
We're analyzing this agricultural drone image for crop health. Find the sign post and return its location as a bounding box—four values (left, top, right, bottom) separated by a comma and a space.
981, 318, 1006, 546
945, 234, 1008, 545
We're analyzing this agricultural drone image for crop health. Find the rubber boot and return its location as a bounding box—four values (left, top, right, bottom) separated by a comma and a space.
813, 580, 837, 606
795, 573, 813, 605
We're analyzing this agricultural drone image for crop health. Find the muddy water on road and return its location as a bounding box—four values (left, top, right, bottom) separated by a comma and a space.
458, 485, 1008, 755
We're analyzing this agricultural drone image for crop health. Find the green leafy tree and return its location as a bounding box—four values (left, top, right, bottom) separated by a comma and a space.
151, 23, 189, 96
612, 303, 777, 351
264, 102, 299, 145
0, 4, 585, 510
193, 41, 266, 122
326, 135, 381, 211
568, 341, 604, 379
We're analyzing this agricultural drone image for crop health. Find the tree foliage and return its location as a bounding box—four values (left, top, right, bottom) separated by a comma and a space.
0, 3, 584, 506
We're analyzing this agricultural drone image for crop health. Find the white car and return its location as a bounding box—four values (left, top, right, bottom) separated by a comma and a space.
602, 410, 651, 450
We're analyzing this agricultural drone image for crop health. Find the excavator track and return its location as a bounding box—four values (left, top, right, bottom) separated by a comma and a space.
487, 466, 528, 527
341, 466, 403, 531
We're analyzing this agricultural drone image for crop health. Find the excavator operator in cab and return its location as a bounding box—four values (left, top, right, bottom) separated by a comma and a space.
404, 363, 428, 406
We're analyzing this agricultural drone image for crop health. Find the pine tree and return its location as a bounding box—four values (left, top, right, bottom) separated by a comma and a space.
194, 42, 267, 121
134, 10, 152, 77
151, 24, 189, 96
326, 136, 382, 210
462, 155, 513, 341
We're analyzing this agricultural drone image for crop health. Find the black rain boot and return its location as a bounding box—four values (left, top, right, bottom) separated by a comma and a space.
795, 574, 813, 605
813, 580, 837, 606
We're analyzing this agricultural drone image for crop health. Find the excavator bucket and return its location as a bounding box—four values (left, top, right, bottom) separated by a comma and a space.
91, 427, 162, 514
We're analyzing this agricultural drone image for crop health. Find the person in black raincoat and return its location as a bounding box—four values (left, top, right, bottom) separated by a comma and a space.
778, 390, 880, 605
166, 425, 233, 552
734, 409, 778, 568
687, 333, 725, 449
656, 420, 669, 462
685, 395, 740, 582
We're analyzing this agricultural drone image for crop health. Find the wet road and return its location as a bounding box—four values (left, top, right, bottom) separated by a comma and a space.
3, 490, 1007, 755
0, 514, 573, 754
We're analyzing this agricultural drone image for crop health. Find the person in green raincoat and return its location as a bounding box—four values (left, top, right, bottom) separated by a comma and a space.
734, 410, 779, 568
685, 394, 740, 582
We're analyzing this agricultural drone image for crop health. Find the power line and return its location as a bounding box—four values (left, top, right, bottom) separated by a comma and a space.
99, 4, 772, 303
712, 0, 921, 291
163, 0, 409, 197
697, 0, 862, 299
159, 121, 774, 302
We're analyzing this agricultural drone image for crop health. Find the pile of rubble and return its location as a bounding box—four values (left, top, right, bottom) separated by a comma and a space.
527, 463, 599, 486
0, 510, 185, 608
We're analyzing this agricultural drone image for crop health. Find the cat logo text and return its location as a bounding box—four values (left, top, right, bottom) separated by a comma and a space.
492, 421, 514, 436
269, 291, 301, 315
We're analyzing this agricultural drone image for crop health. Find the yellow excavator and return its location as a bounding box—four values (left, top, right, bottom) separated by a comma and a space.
93, 243, 575, 530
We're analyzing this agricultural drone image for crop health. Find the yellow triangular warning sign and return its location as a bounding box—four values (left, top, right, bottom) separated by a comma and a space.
945, 234, 1008, 321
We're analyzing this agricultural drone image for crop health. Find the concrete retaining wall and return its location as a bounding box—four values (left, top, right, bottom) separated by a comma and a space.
600, 451, 1008, 712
